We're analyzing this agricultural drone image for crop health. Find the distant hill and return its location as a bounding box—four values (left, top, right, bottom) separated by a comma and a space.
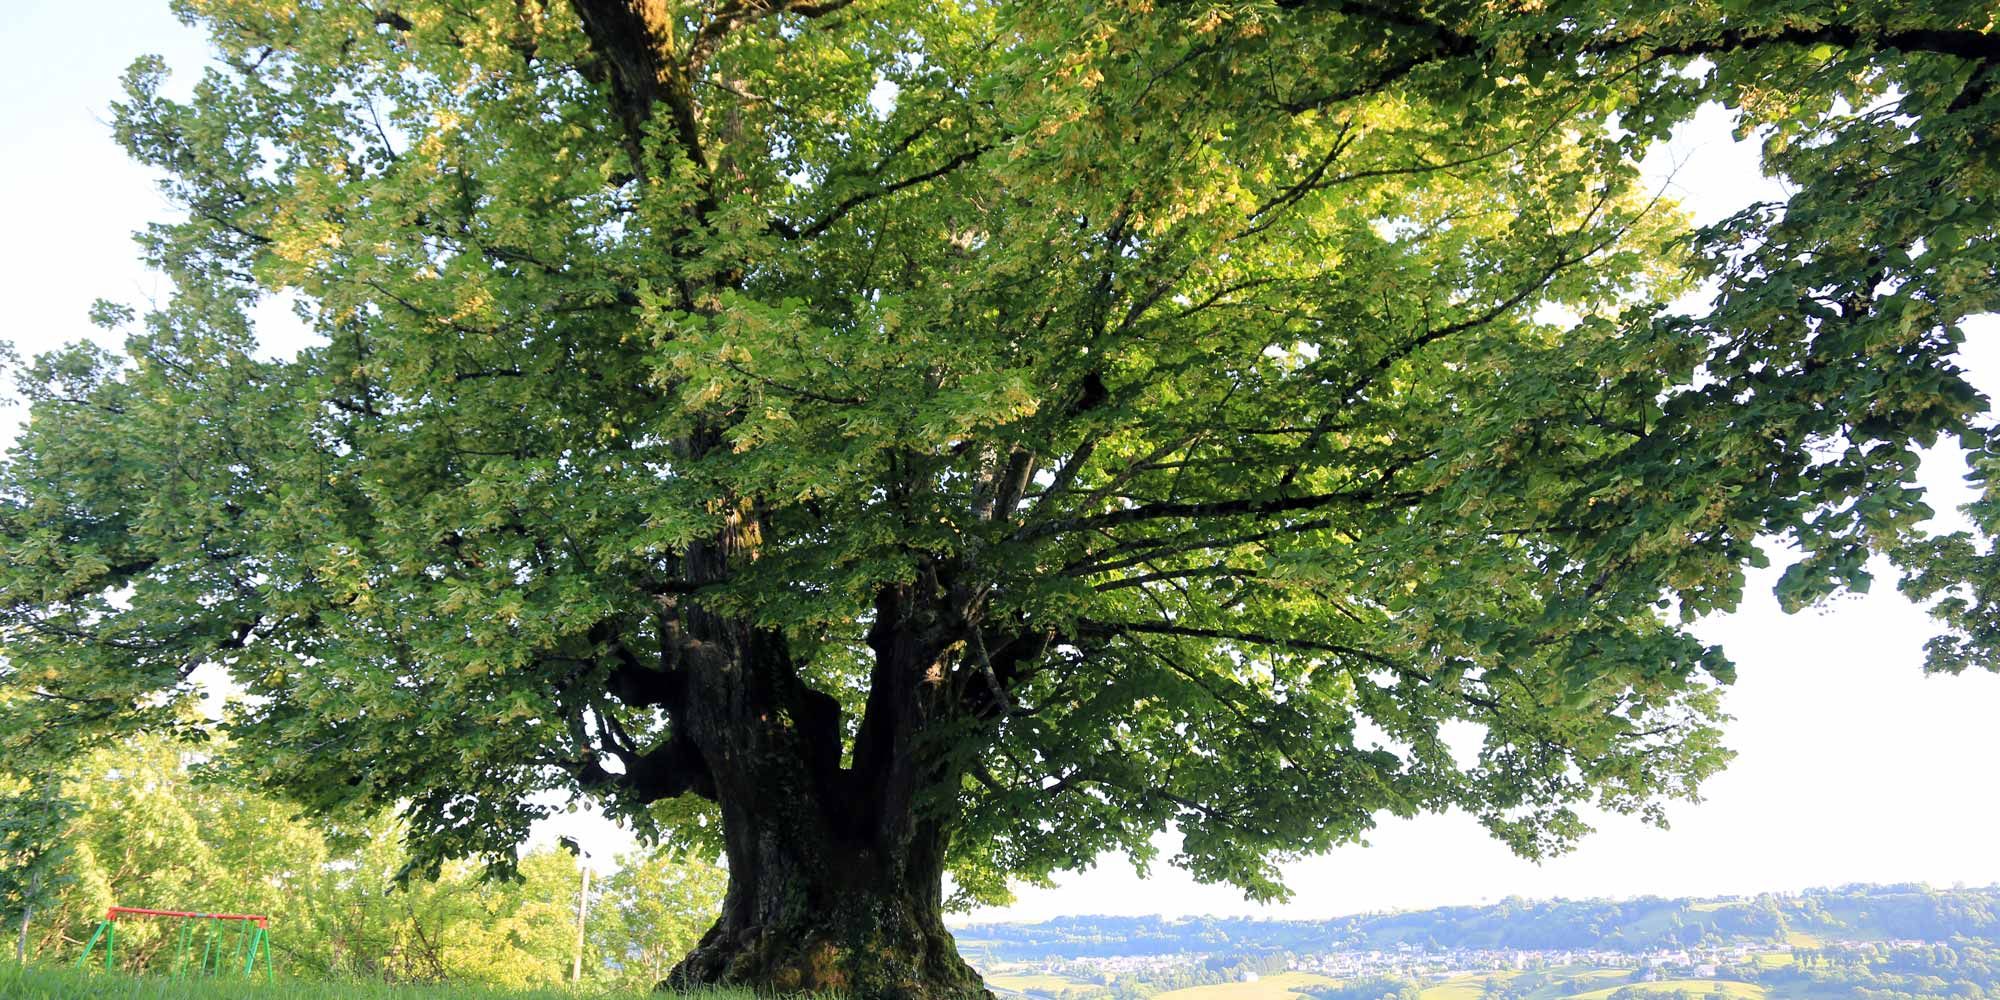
953, 884, 2000, 961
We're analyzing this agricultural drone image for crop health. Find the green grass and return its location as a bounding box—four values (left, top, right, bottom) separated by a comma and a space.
0, 964, 782, 1000
1506, 968, 1636, 1000
1417, 978, 1503, 1000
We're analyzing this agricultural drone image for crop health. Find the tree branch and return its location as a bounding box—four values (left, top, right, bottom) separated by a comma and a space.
1026, 486, 1399, 540
568, 0, 709, 178
686, 0, 860, 70
792, 145, 991, 240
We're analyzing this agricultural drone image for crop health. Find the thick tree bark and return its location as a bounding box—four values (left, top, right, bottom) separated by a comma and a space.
665, 804, 985, 999
641, 587, 989, 999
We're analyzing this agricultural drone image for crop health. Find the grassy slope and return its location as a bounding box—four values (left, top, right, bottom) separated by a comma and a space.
1417, 979, 1491, 1000
1549, 969, 1642, 990
0, 964, 764, 1000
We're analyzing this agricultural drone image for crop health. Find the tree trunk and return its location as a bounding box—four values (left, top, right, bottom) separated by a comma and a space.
664, 809, 985, 999
556, 4, 1000, 983
654, 587, 990, 999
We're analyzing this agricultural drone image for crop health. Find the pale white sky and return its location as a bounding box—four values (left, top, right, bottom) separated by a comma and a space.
4, 0, 1995, 924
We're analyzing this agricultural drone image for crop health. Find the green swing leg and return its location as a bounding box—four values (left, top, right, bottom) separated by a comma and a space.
198, 920, 217, 976
173, 919, 195, 979
231, 920, 249, 974
75, 915, 268, 978
244, 928, 271, 978
74, 921, 113, 970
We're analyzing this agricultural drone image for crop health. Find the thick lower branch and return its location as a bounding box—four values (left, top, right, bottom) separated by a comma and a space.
574, 707, 715, 804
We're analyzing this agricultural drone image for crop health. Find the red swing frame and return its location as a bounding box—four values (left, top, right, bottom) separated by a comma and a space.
105, 906, 271, 928
76, 906, 273, 977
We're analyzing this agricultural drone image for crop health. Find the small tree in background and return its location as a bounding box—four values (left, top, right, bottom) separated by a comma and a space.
0, 773, 75, 963
593, 851, 728, 989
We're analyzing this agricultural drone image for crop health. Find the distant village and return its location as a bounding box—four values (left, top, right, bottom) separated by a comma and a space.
986, 938, 1943, 991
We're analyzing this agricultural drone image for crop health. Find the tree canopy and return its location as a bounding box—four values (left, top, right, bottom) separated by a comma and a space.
2, 0, 1996, 995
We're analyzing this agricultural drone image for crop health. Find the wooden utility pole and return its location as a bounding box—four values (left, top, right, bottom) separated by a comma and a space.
571, 858, 591, 983
13, 876, 33, 964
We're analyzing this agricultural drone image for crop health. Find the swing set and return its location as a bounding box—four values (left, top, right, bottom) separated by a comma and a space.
76, 906, 273, 979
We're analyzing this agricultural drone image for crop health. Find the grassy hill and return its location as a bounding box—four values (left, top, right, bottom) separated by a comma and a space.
0, 964, 775, 1000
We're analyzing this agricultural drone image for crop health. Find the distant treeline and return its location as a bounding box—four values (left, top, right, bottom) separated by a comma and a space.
954, 886, 2000, 960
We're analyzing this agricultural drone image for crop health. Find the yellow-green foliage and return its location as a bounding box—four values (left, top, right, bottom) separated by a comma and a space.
7, 735, 722, 990
3, 1, 1998, 992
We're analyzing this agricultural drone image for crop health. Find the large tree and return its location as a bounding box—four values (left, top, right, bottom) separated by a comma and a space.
3, 0, 1997, 995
